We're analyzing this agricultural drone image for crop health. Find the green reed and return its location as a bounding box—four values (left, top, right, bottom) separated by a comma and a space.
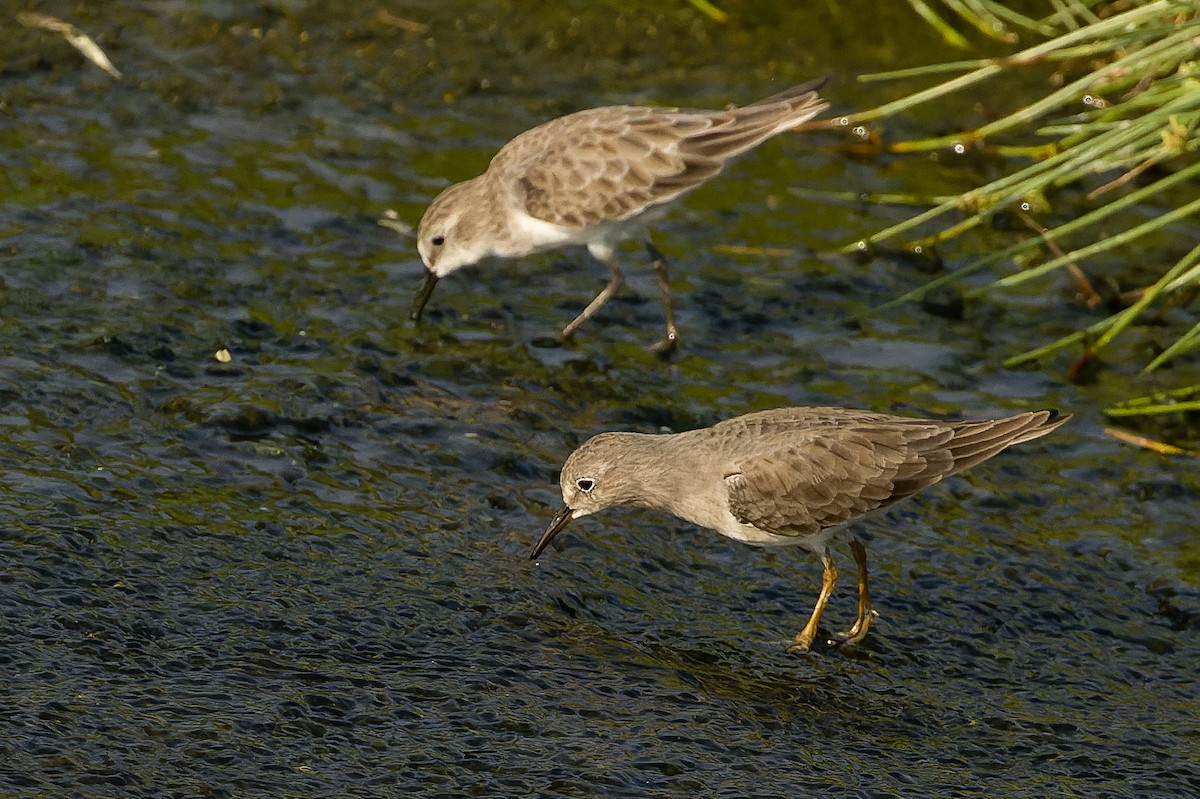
836, 0, 1199, 421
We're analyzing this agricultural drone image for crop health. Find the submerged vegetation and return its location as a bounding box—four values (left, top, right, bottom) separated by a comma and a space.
838, 0, 1199, 426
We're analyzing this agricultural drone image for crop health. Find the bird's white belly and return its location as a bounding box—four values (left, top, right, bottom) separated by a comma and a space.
501, 210, 580, 255
504, 207, 652, 258
712, 509, 839, 555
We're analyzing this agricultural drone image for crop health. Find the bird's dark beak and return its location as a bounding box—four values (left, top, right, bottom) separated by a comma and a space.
411, 270, 439, 321
530, 506, 574, 560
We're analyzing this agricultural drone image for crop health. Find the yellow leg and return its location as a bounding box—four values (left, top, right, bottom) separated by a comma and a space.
789, 550, 838, 653
835, 539, 878, 647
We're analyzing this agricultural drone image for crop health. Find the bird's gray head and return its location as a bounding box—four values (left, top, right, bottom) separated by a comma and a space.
416, 178, 494, 278
530, 432, 647, 559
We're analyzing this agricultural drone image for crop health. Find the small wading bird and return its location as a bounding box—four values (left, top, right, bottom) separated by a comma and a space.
531, 406, 1071, 651
413, 78, 829, 354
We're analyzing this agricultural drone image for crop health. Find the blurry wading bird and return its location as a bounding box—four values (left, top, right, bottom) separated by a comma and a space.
413, 78, 829, 354
531, 406, 1072, 652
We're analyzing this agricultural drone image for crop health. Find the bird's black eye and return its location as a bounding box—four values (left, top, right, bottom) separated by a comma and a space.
575, 477, 596, 493
431, 235, 445, 246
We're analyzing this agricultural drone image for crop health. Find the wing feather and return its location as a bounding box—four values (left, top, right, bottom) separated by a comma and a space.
722, 409, 1070, 539
726, 426, 957, 538
487, 82, 827, 230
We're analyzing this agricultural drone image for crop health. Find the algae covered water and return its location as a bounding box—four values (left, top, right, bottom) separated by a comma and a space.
2, 2, 1197, 796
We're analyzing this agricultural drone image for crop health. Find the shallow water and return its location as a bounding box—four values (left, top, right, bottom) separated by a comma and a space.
2, 3, 1198, 797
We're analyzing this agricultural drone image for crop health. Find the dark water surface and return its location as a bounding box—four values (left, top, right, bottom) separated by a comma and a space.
2, 2, 1198, 797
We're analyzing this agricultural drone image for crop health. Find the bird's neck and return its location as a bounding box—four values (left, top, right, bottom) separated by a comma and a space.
608, 434, 717, 525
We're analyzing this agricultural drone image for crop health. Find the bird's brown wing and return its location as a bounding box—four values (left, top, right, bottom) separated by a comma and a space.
722, 409, 1070, 538
490, 106, 720, 229
724, 425, 957, 538
492, 85, 825, 229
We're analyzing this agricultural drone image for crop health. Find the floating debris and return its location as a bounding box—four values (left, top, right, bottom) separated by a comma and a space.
17, 12, 122, 79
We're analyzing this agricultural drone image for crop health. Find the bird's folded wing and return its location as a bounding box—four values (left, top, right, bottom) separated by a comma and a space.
725, 427, 955, 537
496, 108, 735, 229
